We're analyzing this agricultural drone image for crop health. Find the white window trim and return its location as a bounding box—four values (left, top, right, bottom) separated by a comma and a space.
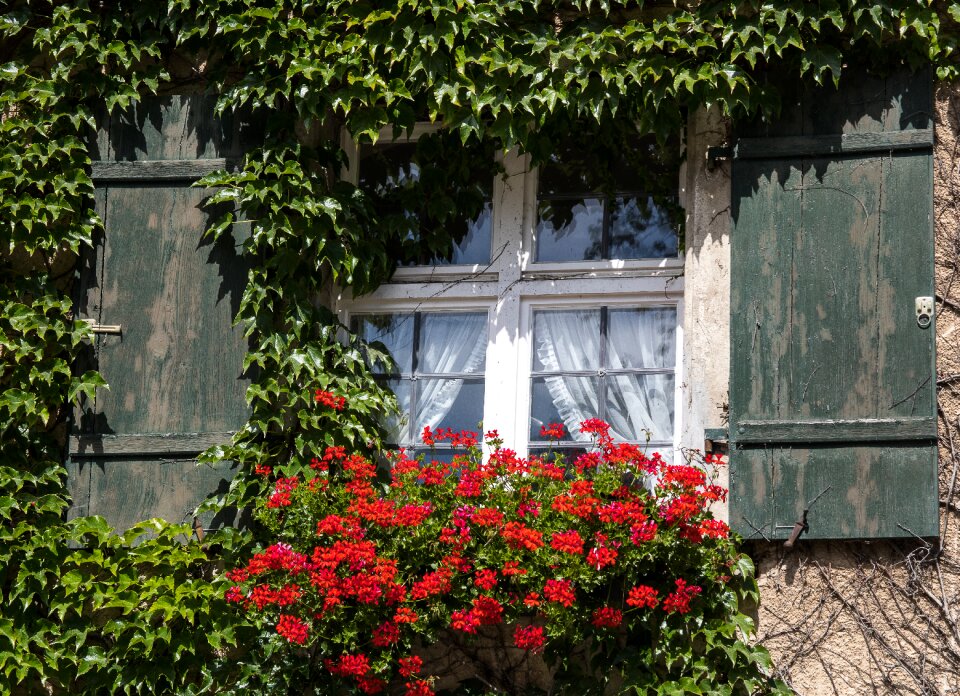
337, 136, 685, 460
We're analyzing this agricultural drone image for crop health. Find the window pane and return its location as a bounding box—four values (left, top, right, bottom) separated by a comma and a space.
355, 314, 414, 374
384, 378, 412, 444
532, 310, 600, 372
359, 142, 419, 192
605, 373, 675, 442
534, 129, 680, 262
418, 312, 487, 374
440, 202, 492, 265
527, 446, 589, 463
415, 378, 484, 435
359, 142, 492, 266
608, 196, 678, 259
535, 198, 603, 262
537, 150, 595, 196
607, 308, 677, 369
530, 375, 599, 441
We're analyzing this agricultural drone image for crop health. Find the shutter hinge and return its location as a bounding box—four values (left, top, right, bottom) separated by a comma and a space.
706, 145, 734, 170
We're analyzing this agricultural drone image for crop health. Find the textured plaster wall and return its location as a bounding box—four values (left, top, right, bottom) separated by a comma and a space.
741, 83, 960, 695
680, 106, 732, 521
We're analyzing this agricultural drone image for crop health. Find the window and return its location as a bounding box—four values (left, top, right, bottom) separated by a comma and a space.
340, 127, 683, 459
353, 311, 487, 457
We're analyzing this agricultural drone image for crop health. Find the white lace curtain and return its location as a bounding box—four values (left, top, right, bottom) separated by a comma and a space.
534, 309, 674, 442
414, 312, 487, 433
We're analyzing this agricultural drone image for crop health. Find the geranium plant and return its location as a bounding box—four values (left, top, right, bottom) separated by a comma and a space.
224, 391, 787, 695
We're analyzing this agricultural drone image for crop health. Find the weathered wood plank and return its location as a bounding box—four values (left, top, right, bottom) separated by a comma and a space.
791, 156, 881, 420
69, 432, 236, 457
735, 417, 936, 443
878, 151, 936, 419
729, 160, 801, 422
728, 448, 775, 540
91, 159, 238, 182
77, 457, 238, 532
771, 444, 938, 539
94, 94, 261, 162
735, 129, 933, 160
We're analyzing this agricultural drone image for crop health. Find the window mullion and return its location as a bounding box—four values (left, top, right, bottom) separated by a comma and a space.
598, 306, 608, 425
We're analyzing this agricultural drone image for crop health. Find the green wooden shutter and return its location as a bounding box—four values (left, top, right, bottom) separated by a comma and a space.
67, 95, 257, 533
729, 68, 938, 540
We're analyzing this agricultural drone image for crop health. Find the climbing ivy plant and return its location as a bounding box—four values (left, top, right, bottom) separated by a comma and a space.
2, 1, 960, 692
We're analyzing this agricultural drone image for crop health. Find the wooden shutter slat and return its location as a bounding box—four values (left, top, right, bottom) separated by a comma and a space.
91, 158, 239, 182
735, 417, 936, 443
735, 128, 934, 160
69, 432, 237, 457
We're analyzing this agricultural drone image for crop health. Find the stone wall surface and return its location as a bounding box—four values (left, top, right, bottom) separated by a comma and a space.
749, 82, 960, 696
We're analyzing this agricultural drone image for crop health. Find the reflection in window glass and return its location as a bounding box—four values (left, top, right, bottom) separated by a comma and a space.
535, 133, 679, 262
359, 141, 493, 266
353, 311, 488, 448
529, 306, 676, 455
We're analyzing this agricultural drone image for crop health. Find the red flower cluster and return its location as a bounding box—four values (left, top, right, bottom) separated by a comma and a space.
420, 426, 478, 448
539, 422, 566, 440
398, 656, 423, 677
502, 521, 543, 551
591, 607, 623, 629
550, 529, 585, 554
276, 614, 310, 644
626, 584, 659, 609
662, 578, 703, 614
513, 624, 546, 652
473, 569, 498, 590
543, 579, 576, 607
314, 389, 346, 410
224, 404, 739, 692
450, 596, 504, 634
267, 476, 299, 508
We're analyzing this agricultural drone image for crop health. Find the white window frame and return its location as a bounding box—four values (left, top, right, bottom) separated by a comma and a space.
337, 129, 684, 459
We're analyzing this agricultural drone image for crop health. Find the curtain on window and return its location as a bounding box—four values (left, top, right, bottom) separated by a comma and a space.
414, 312, 487, 433
535, 310, 673, 442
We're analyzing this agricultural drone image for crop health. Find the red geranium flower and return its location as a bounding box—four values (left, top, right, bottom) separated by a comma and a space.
626, 584, 659, 609
590, 607, 622, 629
514, 624, 546, 652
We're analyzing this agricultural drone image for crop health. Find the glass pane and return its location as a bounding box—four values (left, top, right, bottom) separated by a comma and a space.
537, 149, 596, 196
411, 449, 461, 464
608, 196, 678, 259
361, 142, 492, 267
532, 310, 600, 372
604, 373, 675, 442
384, 378, 412, 445
644, 447, 674, 464
418, 312, 487, 374
529, 375, 598, 441
607, 308, 677, 369
354, 314, 414, 374
415, 378, 484, 435
527, 446, 588, 464
434, 201, 492, 266
535, 198, 603, 262
358, 142, 419, 192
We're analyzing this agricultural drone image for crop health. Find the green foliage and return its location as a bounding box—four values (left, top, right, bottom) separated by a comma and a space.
2, 0, 960, 692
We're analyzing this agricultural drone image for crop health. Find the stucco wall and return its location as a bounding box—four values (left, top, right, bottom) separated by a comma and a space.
732, 83, 960, 695
681, 106, 732, 518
